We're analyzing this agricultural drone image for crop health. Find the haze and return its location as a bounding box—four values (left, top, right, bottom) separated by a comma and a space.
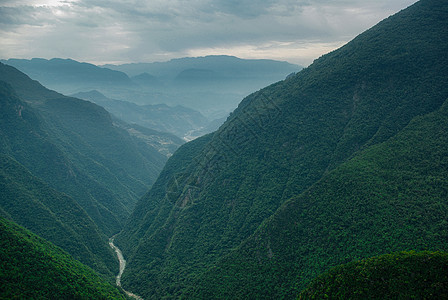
1, 0, 417, 65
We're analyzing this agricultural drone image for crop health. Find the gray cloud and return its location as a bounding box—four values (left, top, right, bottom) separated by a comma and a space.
0, 0, 417, 65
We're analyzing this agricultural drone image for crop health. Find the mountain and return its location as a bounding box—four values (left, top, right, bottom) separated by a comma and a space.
0, 63, 174, 277
72, 90, 210, 140
298, 251, 448, 299
1, 58, 134, 95
0, 63, 169, 231
115, 0, 448, 298
0, 217, 125, 299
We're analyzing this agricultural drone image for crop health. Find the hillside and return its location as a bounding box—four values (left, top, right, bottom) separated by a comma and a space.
116, 0, 448, 298
0, 152, 117, 278
104, 55, 299, 78
107, 56, 300, 118
298, 251, 448, 299
0, 63, 169, 234
0, 217, 125, 299
0, 63, 173, 279
191, 96, 448, 298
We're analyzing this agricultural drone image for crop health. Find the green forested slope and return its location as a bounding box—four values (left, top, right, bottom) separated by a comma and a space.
0, 63, 171, 279
117, 0, 448, 298
0, 63, 168, 235
298, 251, 448, 299
0, 217, 125, 299
0, 80, 118, 277
190, 97, 448, 298
0, 153, 117, 278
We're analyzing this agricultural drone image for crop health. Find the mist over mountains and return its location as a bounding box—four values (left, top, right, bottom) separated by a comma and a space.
71, 90, 214, 141
2, 56, 300, 118
1, 0, 448, 298
2, 56, 299, 141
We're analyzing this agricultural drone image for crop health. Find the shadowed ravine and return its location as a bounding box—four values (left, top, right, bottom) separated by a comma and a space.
109, 236, 143, 300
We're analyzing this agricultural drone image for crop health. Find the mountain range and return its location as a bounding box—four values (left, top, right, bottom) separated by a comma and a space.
112, 0, 448, 298
2, 56, 300, 120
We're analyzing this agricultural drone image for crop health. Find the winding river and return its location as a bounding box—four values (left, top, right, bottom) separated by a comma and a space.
109, 236, 143, 300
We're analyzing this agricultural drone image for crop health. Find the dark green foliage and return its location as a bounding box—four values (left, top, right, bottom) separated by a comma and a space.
0, 153, 117, 278
298, 251, 448, 299
117, 0, 448, 298
0, 63, 168, 235
0, 217, 125, 299
190, 97, 448, 299
0, 63, 172, 279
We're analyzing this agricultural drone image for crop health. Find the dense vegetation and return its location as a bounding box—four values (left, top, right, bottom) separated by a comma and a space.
0, 217, 125, 299
0, 63, 175, 279
116, 0, 448, 298
0, 152, 117, 278
298, 251, 448, 299
190, 97, 448, 298
0, 63, 168, 235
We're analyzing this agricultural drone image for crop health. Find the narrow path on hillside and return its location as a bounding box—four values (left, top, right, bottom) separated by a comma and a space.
109, 236, 143, 300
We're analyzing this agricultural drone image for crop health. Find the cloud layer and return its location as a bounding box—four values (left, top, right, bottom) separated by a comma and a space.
0, 0, 417, 65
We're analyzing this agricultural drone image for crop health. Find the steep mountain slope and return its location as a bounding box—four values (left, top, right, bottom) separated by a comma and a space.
298, 251, 448, 299
191, 97, 448, 298
116, 0, 448, 298
0, 217, 125, 299
0, 63, 168, 235
0, 152, 116, 278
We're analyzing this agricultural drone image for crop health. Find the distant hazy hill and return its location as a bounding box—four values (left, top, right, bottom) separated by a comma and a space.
104, 55, 299, 79
299, 251, 448, 299
72, 90, 210, 140
115, 0, 448, 298
0, 217, 125, 299
1, 58, 133, 94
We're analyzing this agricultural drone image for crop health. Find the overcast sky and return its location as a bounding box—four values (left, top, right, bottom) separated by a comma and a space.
0, 0, 417, 66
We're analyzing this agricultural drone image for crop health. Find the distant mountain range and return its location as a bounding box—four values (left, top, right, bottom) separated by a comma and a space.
2, 56, 300, 119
